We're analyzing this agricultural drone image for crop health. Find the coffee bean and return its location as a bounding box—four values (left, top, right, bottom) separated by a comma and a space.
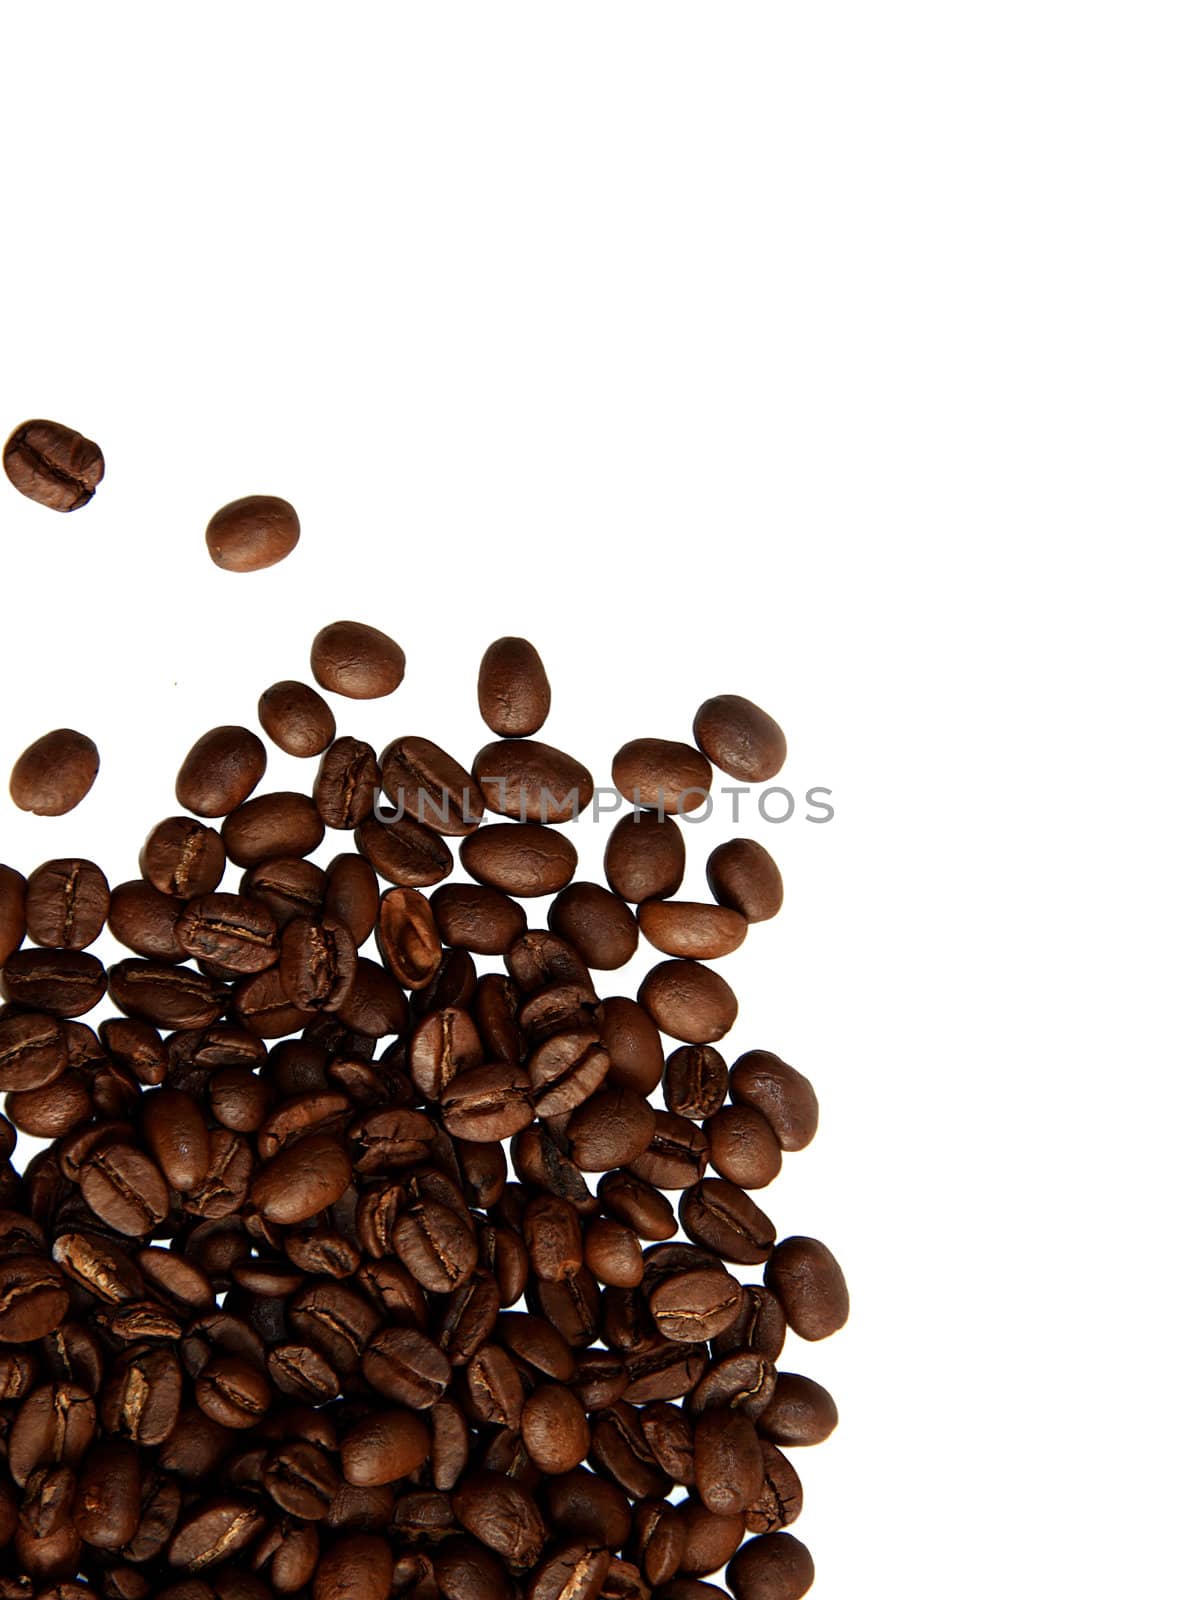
266, 1342, 338, 1404
250, 1134, 351, 1225
729, 1051, 818, 1151
473, 740, 594, 823
431, 883, 527, 954
520, 1383, 589, 1474
442, 1062, 534, 1143
310, 621, 405, 700
649, 1266, 743, 1343
3, 420, 103, 511
107, 880, 187, 961
693, 696, 787, 783
166, 1496, 265, 1569
340, 1407, 430, 1485
278, 916, 357, 1011
194, 1355, 271, 1429
765, 1236, 850, 1340
727, 1532, 814, 1600
10, 730, 99, 816
638, 901, 747, 961
141, 1087, 211, 1191
205, 495, 300, 572
354, 815, 453, 887
704, 1104, 782, 1189
361, 1326, 450, 1407
313, 1533, 393, 1600
139, 817, 225, 898
705, 838, 783, 923
2, 950, 107, 1018
567, 1089, 655, 1172
173, 893, 277, 975
477, 637, 552, 737
322, 851, 379, 946
241, 856, 326, 927
176, 727, 267, 818
460, 821, 578, 898
549, 881, 639, 969
380, 736, 485, 836
759, 1373, 839, 1447
80, 1145, 169, 1237
23, 859, 109, 950
0, 1255, 69, 1342
679, 1180, 775, 1265
596, 1170, 678, 1241
611, 740, 713, 815
0, 1013, 67, 1092
0, 864, 25, 964
258, 680, 336, 757
375, 887, 441, 987
108, 960, 223, 1030
638, 960, 738, 1044
604, 810, 686, 904
313, 737, 380, 829
222, 792, 324, 868
452, 1471, 546, 1568
664, 1046, 728, 1120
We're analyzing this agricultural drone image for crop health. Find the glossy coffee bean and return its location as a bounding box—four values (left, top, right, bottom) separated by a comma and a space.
380, 737, 485, 837
142, 1087, 211, 1191
442, 1063, 534, 1143
726, 1532, 814, 1600
0, 1013, 67, 1092
313, 737, 380, 829
222, 793, 324, 868
3, 420, 103, 510
567, 1089, 655, 1172
611, 740, 712, 816
375, 888, 441, 987
679, 1180, 774, 1265
354, 815, 452, 888
250, 1133, 352, 1225
140, 817, 225, 898
477, 637, 552, 737
23, 860, 109, 950
278, 916, 357, 1010
704, 1105, 782, 1189
3, 951, 107, 1017
638, 901, 747, 960
205, 495, 300, 572
257, 680, 336, 757
729, 1052, 818, 1152
604, 811, 686, 904
431, 884, 526, 954
649, 1265, 743, 1343
0, 864, 25, 964
473, 740, 594, 824
693, 696, 787, 783
765, 1236, 850, 1340
759, 1373, 839, 1447
340, 1408, 430, 1485
705, 838, 783, 923
108, 960, 223, 1030
549, 881, 639, 970
80, 1145, 169, 1237
460, 822, 578, 898
0, 1256, 69, 1342
452, 1472, 546, 1568
176, 727, 267, 818
107, 880, 186, 960
664, 1046, 728, 1121
310, 621, 405, 700
10, 730, 99, 816
638, 960, 738, 1044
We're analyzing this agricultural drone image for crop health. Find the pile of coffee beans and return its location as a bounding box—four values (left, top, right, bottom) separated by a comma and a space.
0, 621, 845, 1600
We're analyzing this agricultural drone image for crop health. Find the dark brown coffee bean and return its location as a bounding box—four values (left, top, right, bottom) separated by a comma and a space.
628, 1112, 709, 1190
9, 1383, 96, 1485
222, 793, 324, 869
680, 1180, 775, 1266
23, 860, 109, 950
527, 1543, 611, 1600
705, 838, 783, 923
322, 852, 380, 946
3, 952, 106, 1018
72, 1439, 140, 1549
266, 1343, 338, 1403
521, 1194, 583, 1282
108, 960, 223, 1030
596, 1170, 677, 1241
567, 1089, 655, 1172
460, 822, 578, 898
664, 1046, 728, 1120
0, 864, 26, 963
334, 958, 408, 1038
505, 931, 591, 996
649, 1265, 743, 1343
341, 1408, 429, 1485
262, 1438, 339, 1520
107, 880, 186, 961
452, 1472, 546, 1568
408, 1007, 483, 1100
233, 968, 310, 1039
205, 495, 299, 572
744, 1438, 803, 1536
462, 1342, 524, 1430
442, 1062, 534, 1143
361, 1326, 450, 1407
380, 737, 485, 836
250, 1131, 350, 1224
765, 1236, 849, 1340
141, 1087, 211, 1191
374, 888, 440, 987
354, 815, 452, 888
591, 997, 660, 1098
194, 1356, 271, 1430
690, 1352, 776, 1419
167, 1496, 265, 1570
0, 1256, 69, 1342
477, 638, 552, 737
547, 881, 638, 971
676, 1498, 745, 1577
139, 818, 226, 898
389, 1200, 477, 1295
759, 1372, 839, 1446
278, 916, 357, 1010
581, 1217, 642, 1287
517, 1383, 588, 1474
704, 1104, 781, 1188
136, 1247, 214, 1312
473, 740, 594, 824
241, 857, 326, 928
604, 810, 686, 904
176, 728, 267, 819
4, 419, 104, 510
174, 894, 277, 974
257, 680, 336, 758
50, 1232, 140, 1305
727, 1532, 813, 1600
639, 960, 737, 1044
638, 901, 746, 961
709, 1285, 787, 1363
431, 883, 526, 954
80, 1146, 169, 1237
729, 1051, 818, 1151
527, 1029, 609, 1119
0, 1014, 67, 1092
313, 737, 379, 829
9, 729, 99, 816
611, 741, 712, 816
5, 1070, 89, 1137
693, 696, 787, 783
313, 1533, 393, 1600
311, 621, 405, 700
545, 1468, 631, 1550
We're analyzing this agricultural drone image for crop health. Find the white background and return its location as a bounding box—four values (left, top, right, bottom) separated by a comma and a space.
2, 6, 1198, 1596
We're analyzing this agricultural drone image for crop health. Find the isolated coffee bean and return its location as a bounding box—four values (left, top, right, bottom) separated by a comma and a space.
4, 419, 103, 511
23, 859, 109, 950
460, 822, 578, 898
473, 740, 594, 824
638, 901, 747, 961
729, 1051, 818, 1152
706, 838, 784, 923
612, 740, 713, 816
310, 621, 405, 700
766, 1237, 850, 1340
205, 495, 300, 573
726, 1532, 814, 1600
258, 680, 336, 757
10, 730, 99, 816
693, 695, 787, 783
639, 960, 738, 1044
176, 727, 267, 818
476, 638, 552, 737
604, 811, 686, 904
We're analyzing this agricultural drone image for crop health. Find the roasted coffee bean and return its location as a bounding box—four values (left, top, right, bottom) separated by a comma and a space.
544, 1468, 631, 1549
628, 1112, 709, 1191
167, 1496, 265, 1569
0, 1255, 69, 1342
597, 1170, 677, 1241
375, 887, 440, 987
745, 1440, 803, 1534
0, 1013, 67, 1092
664, 1046, 728, 1120
690, 1353, 776, 1419
638, 901, 747, 961
611, 740, 712, 815
408, 1007, 483, 1100
568, 1089, 655, 1172
705, 837, 783, 923
639, 960, 738, 1044
322, 852, 380, 946
680, 1180, 774, 1266
522, 1193, 584, 1281
141, 1087, 212, 1190
765, 1236, 850, 1340
107, 880, 187, 961
174, 894, 278, 974
676, 1498, 745, 1577
10, 727, 99, 817
9, 1383, 96, 1484
505, 930, 591, 995
222, 793, 324, 869
477, 637, 552, 737
205, 495, 300, 572
108, 960, 223, 1030
519, 1383, 589, 1474
650, 1265, 743, 1343
693, 696, 787, 784
759, 1373, 839, 1447
604, 810, 686, 904
361, 1326, 450, 1407
7, 1070, 90, 1137
266, 1343, 339, 1404
176, 727, 268, 818
380, 737, 484, 837
452, 1472, 546, 1568
241, 857, 326, 927
1, 949, 106, 1018
140, 817, 226, 898
631, 1500, 685, 1587
24, 859, 109, 950
80, 1146, 169, 1237
250, 1134, 351, 1225
4, 419, 104, 510
194, 1356, 272, 1429
460, 822, 578, 898
527, 1029, 609, 1119
278, 916, 357, 1010
313, 738, 380, 829
310, 621, 405, 700
704, 1104, 782, 1189
341, 1408, 430, 1485
583, 1217, 643, 1287
726, 1532, 813, 1600
431, 883, 526, 954
354, 815, 452, 888
710, 1285, 787, 1363
596, 996, 663, 1096
389, 1200, 477, 1295
334, 958, 408, 1037
313, 1533, 393, 1600
548, 881, 639, 970
258, 680, 336, 757
729, 1051, 818, 1151
0, 863, 26, 963
442, 1062, 534, 1143
473, 740, 594, 824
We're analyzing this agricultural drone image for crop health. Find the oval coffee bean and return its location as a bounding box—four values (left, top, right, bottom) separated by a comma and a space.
313, 1533, 393, 1600
258, 680, 336, 757
694, 1407, 764, 1517
222, 793, 324, 868
567, 1090, 655, 1172
139, 817, 226, 898
2, 951, 107, 1018
279, 916, 357, 1011
0, 1256, 69, 1342
705, 837, 784, 923
311, 620, 405, 700
638, 901, 747, 961
452, 1472, 546, 1568
704, 1104, 782, 1188
611, 740, 712, 816
251, 1134, 352, 1225
10, 730, 99, 816
340, 1408, 430, 1486
380, 737, 485, 836
638, 960, 738, 1044
664, 1046, 728, 1121
4, 419, 104, 510
649, 1266, 743, 1343
142, 1088, 211, 1192
521, 1384, 590, 1474
679, 1180, 775, 1265
362, 1326, 450, 1407
0, 864, 26, 964
107, 880, 186, 961
173, 893, 276, 974
80, 1146, 169, 1237
354, 816, 453, 888
176, 727, 267, 818
729, 1051, 818, 1152
477, 637, 552, 737
549, 882, 638, 970
726, 1532, 814, 1600
313, 737, 380, 829
24, 860, 109, 950
0, 1014, 67, 1093
460, 823, 578, 898
473, 740, 594, 824
323, 851, 380, 946
431, 884, 527, 954
759, 1373, 839, 1447
73, 1439, 140, 1548
108, 960, 223, 1030
375, 888, 441, 987
205, 494, 300, 572
693, 695, 787, 783
604, 810, 686, 904
442, 1063, 534, 1143
765, 1236, 850, 1340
